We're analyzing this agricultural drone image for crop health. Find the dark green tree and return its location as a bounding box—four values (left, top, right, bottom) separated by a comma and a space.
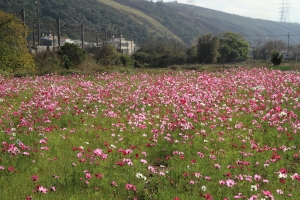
133, 36, 186, 67
186, 46, 198, 64
197, 33, 219, 64
219, 32, 250, 63
271, 51, 283, 66
60, 43, 86, 69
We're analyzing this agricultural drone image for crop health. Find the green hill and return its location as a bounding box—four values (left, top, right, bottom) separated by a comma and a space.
1, 0, 300, 45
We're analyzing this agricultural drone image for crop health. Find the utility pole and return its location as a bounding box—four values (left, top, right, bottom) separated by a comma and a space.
287, 32, 290, 56
57, 18, 60, 49
21, 8, 25, 24
119, 31, 122, 53
36, 2, 40, 46
105, 29, 107, 45
21, 8, 26, 39
33, 24, 35, 47
81, 23, 84, 49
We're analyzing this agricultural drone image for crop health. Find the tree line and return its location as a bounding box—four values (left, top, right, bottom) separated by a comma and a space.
0, 10, 294, 74
134, 32, 250, 68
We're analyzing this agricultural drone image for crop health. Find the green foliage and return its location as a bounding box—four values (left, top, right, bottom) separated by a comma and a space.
197, 33, 220, 64
60, 43, 86, 69
219, 32, 250, 63
96, 44, 120, 66
185, 46, 198, 64
271, 51, 283, 66
119, 54, 134, 67
133, 51, 151, 67
133, 36, 186, 67
0, 11, 35, 72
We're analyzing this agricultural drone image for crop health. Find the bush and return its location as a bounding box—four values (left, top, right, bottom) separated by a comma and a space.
60, 43, 86, 69
271, 51, 283, 66
119, 54, 134, 67
95, 45, 120, 66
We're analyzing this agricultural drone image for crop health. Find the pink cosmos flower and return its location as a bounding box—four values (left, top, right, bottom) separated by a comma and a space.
85, 173, 92, 179
254, 174, 261, 181
95, 173, 103, 179
279, 168, 288, 174
159, 171, 165, 176
140, 159, 147, 164
226, 179, 235, 187
204, 193, 213, 200
219, 180, 226, 185
213, 164, 221, 169
248, 195, 258, 200
8, 166, 15, 172
38, 186, 48, 194
111, 181, 117, 186
125, 183, 136, 191
262, 190, 274, 199
197, 152, 205, 158
53, 174, 59, 179
31, 175, 39, 182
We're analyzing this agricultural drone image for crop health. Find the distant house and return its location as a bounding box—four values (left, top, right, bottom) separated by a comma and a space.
39, 34, 139, 55
107, 36, 138, 55
39, 34, 86, 52
40, 34, 58, 48
41, 35, 81, 47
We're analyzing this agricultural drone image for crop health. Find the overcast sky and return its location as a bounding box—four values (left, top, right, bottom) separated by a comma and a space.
173, 0, 300, 23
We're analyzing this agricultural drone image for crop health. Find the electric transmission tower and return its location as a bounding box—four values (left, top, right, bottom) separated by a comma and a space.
279, 0, 290, 23
187, 0, 195, 5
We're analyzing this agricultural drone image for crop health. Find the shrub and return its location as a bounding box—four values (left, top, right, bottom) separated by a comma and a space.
60, 43, 86, 69
95, 44, 120, 66
271, 51, 283, 66
119, 54, 134, 67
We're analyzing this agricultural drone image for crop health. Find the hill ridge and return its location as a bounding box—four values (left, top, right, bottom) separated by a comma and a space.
1, 0, 300, 45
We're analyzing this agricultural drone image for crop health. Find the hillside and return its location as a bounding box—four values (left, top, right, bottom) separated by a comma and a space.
1, 0, 300, 46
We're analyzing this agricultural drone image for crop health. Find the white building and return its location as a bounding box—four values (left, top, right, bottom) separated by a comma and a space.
39, 34, 139, 55
107, 36, 137, 55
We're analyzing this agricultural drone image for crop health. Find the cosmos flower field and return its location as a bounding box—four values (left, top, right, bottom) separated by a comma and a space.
0, 68, 300, 200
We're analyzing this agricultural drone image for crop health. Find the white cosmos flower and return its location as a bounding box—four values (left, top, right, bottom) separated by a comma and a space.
278, 173, 287, 179
250, 185, 258, 191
